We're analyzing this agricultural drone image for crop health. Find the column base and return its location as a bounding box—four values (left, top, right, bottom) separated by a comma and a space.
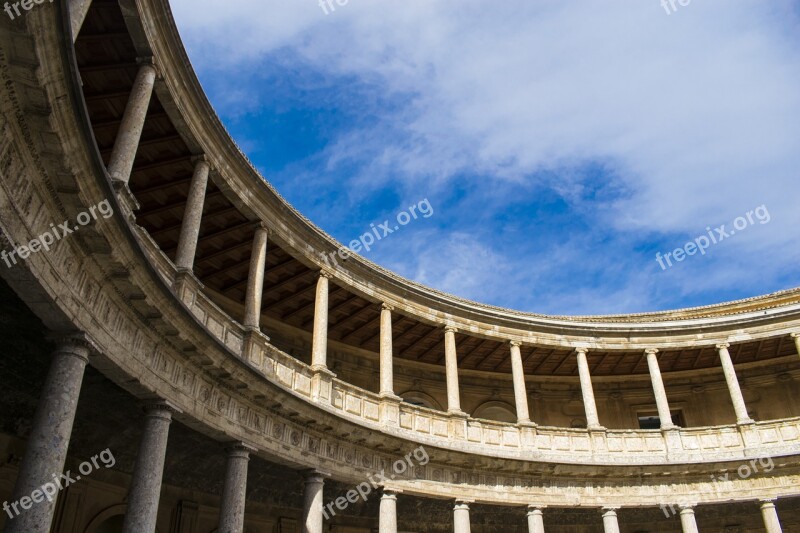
111, 178, 141, 216
587, 425, 606, 432
311, 367, 336, 403
518, 420, 538, 428
379, 392, 402, 401
310, 365, 336, 378
737, 418, 756, 426
243, 325, 270, 342
379, 395, 402, 426
660, 423, 678, 431
448, 409, 469, 418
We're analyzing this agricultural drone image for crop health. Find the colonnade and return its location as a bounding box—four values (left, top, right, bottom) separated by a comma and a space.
10, 5, 790, 532
4, 332, 790, 532
4, 335, 255, 533
96, 16, 793, 435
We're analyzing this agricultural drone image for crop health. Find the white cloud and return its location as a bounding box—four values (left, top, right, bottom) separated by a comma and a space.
171, 0, 800, 311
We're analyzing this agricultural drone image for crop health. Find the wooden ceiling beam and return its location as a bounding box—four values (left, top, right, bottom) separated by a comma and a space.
450, 338, 493, 366
313, 293, 363, 329
224, 260, 308, 293
281, 285, 344, 321
80, 61, 138, 73
530, 348, 556, 375
358, 315, 408, 348
552, 350, 576, 375
148, 206, 239, 238
472, 342, 505, 370
131, 155, 193, 176
411, 327, 446, 361
333, 301, 378, 334
139, 190, 224, 218
339, 313, 381, 343
195, 239, 251, 265
91, 111, 168, 129
100, 133, 183, 155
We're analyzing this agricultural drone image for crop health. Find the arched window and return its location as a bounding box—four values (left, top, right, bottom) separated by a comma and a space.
472, 401, 516, 423
399, 390, 442, 411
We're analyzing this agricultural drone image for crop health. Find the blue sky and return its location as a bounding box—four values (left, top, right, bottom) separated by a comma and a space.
170, 0, 800, 315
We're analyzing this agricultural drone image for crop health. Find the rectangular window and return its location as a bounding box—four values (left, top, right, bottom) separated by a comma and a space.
637, 410, 685, 429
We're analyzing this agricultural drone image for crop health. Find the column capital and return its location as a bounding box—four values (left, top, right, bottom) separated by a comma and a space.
509, 340, 522, 348
454, 499, 473, 509
319, 269, 334, 280
644, 348, 659, 355
716, 342, 731, 350
791, 332, 800, 339
302, 469, 330, 484
224, 441, 257, 457
444, 325, 458, 334
381, 302, 395, 312
760, 498, 778, 505
191, 153, 214, 171
678, 503, 697, 511
135, 55, 161, 78
140, 399, 182, 418
381, 489, 401, 499
526, 505, 545, 513
574, 347, 589, 355
46, 331, 98, 359
250, 220, 271, 235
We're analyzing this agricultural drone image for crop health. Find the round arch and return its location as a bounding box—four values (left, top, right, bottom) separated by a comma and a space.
398, 390, 443, 411
472, 401, 517, 423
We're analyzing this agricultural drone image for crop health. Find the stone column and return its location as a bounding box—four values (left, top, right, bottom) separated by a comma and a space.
108, 58, 157, 185
243, 224, 269, 330
6, 336, 91, 533
310, 271, 332, 371
760, 499, 783, 533
509, 341, 532, 424
379, 304, 397, 398
576, 348, 602, 430
379, 490, 398, 533
217, 443, 253, 533
792, 333, 800, 359
302, 472, 326, 533
679, 505, 699, 533
444, 326, 464, 415
68, 0, 93, 40
175, 157, 210, 272
453, 500, 471, 533
717, 343, 753, 424
645, 349, 675, 429
122, 402, 176, 533
601, 508, 620, 533
526, 506, 545, 533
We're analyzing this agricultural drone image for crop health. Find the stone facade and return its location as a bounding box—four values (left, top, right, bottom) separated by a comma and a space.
0, 0, 797, 531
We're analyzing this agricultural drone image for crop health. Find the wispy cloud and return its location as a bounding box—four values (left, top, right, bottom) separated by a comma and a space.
171, 0, 800, 313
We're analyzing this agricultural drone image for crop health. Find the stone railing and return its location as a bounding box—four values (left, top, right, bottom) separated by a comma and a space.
130, 224, 800, 465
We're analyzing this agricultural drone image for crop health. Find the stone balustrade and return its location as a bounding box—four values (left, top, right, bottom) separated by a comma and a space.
133, 224, 800, 466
